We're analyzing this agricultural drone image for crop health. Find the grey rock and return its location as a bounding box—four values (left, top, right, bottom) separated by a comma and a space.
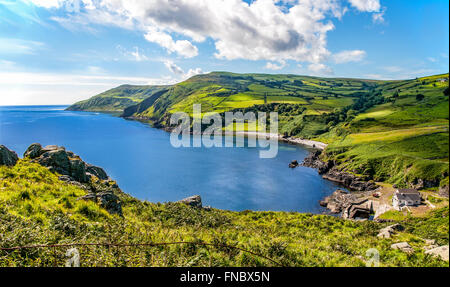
80, 192, 122, 216
439, 185, 449, 198
289, 160, 299, 168
86, 165, 108, 180
27, 144, 100, 183
391, 242, 414, 254
0, 145, 18, 167
303, 151, 378, 191
425, 245, 449, 261
377, 224, 404, 239
97, 192, 122, 216
23, 143, 43, 159
179, 195, 203, 208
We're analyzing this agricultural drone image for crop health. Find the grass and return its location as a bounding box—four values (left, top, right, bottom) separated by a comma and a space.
0, 161, 448, 267
68, 72, 449, 190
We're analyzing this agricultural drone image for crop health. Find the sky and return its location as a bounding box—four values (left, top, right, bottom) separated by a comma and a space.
0, 0, 448, 105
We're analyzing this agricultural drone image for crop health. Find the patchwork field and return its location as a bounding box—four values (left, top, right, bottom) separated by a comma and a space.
68, 72, 450, 190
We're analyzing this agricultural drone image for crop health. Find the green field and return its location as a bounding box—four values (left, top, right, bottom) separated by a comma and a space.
1, 160, 448, 267
68, 72, 450, 189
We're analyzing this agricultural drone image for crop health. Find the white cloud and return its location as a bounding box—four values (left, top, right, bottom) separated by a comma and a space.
348, 0, 385, 23
265, 60, 287, 70
348, 0, 381, 12
333, 50, 366, 64
144, 28, 198, 58
372, 11, 385, 23
164, 60, 185, 76
27, 0, 379, 64
427, 57, 437, 63
27, 0, 62, 9
308, 63, 333, 75
164, 60, 203, 79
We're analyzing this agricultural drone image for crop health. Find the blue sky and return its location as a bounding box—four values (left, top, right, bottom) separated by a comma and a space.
0, 0, 448, 105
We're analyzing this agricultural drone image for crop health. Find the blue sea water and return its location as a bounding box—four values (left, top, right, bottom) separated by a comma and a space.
0, 105, 342, 213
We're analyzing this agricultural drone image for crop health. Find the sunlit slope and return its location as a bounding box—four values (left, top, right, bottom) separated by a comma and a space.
67, 72, 449, 188
1, 160, 448, 267
66, 85, 168, 112
318, 74, 449, 188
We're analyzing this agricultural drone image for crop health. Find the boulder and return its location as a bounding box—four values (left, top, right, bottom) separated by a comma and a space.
391, 242, 414, 254
289, 160, 299, 168
86, 165, 108, 180
425, 245, 449, 261
439, 185, 449, 198
377, 224, 404, 239
0, 145, 18, 167
179, 195, 203, 208
26, 144, 102, 183
97, 192, 122, 216
80, 192, 122, 216
23, 143, 43, 159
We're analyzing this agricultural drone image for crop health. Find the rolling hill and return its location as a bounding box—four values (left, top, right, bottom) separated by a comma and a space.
67, 72, 450, 191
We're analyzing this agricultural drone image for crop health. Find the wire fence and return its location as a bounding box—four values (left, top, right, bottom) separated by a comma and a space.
0, 241, 285, 267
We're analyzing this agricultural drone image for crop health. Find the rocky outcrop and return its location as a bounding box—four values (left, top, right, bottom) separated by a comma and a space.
425, 245, 449, 261
24, 143, 109, 183
80, 192, 122, 216
302, 151, 378, 192
377, 224, 404, 239
439, 185, 449, 198
320, 190, 356, 214
0, 145, 18, 167
391, 242, 414, 254
409, 178, 441, 190
289, 160, 299, 169
179, 195, 203, 208
23, 143, 123, 216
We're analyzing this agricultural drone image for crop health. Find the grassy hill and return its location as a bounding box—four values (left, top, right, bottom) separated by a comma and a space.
67, 72, 449, 190
1, 159, 448, 267
66, 85, 168, 112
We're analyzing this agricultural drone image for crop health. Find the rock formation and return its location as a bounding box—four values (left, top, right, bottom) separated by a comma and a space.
303, 151, 378, 192
391, 242, 414, 254
0, 145, 19, 167
23, 143, 123, 216
24, 143, 109, 183
425, 245, 449, 261
179, 195, 203, 208
377, 224, 404, 239
289, 160, 299, 168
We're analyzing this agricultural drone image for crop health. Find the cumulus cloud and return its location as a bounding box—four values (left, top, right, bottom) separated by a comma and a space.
265, 60, 287, 70
164, 60, 203, 79
145, 28, 198, 58
26, 0, 381, 64
308, 63, 333, 75
348, 0, 380, 12
333, 50, 366, 64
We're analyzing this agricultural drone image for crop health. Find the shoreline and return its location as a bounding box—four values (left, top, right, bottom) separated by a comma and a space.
122, 114, 329, 151
227, 131, 328, 150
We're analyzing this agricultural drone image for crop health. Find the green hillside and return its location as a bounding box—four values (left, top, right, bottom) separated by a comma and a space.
66, 85, 168, 112
67, 72, 450, 189
1, 159, 448, 267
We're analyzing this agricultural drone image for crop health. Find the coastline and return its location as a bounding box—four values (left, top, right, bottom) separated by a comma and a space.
232, 131, 328, 150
